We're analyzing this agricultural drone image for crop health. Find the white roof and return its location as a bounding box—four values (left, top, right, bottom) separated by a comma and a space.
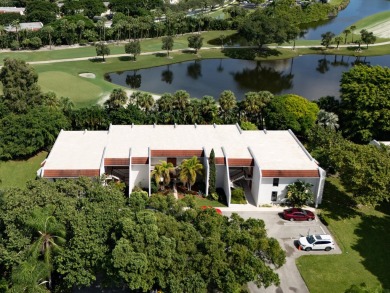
5, 22, 43, 32
44, 125, 318, 171
44, 130, 108, 170
0, 7, 25, 14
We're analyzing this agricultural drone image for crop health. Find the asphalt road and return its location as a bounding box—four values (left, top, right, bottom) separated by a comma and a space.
222, 210, 342, 293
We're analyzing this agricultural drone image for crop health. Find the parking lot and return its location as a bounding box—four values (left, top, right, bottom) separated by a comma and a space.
222, 210, 342, 293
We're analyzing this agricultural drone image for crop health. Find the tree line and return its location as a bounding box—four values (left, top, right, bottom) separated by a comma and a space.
0, 0, 338, 50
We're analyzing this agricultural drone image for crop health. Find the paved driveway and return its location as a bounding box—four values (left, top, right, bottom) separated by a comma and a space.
222, 210, 341, 293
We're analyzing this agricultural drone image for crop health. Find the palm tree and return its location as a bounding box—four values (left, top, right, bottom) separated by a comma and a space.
157, 93, 174, 113
137, 92, 155, 113
105, 88, 128, 109
77, 20, 85, 43
243, 91, 273, 126
173, 90, 190, 111
11, 258, 50, 293
334, 36, 343, 49
350, 25, 356, 43
179, 156, 203, 191
200, 95, 218, 123
151, 160, 175, 190
286, 180, 314, 207
317, 109, 339, 130
42, 26, 54, 50
343, 28, 351, 44
218, 90, 237, 123
26, 208, 66, 288
11, 20, 20, 48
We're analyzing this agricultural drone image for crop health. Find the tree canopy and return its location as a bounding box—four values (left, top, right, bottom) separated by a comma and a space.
265, 94, 319, 135
238, 10, 299, 49
340, 65, 390, 142
0, 178, 286, 292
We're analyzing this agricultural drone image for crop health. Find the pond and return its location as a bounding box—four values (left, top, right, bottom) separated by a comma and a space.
105, 55, 390, 100
302, 0, 390, 39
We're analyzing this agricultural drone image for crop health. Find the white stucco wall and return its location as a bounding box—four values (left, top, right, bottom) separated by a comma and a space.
130, 165, 149, 191
251, 162, 261, 206
258, 177, 320, 204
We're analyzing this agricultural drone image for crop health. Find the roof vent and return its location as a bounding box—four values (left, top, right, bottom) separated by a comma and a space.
153, 123, 156, 128
84, 129, 87, 134
263, 128, 267, 134
174, 123, 177, 128
194, 123, 197, 128
213, 123, 216, 128
131, 123, 134, 128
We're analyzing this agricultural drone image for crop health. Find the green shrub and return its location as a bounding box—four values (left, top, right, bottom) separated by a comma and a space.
231, 187, 246, 204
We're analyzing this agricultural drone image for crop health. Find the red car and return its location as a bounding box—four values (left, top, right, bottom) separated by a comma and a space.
283, 208, 315, 221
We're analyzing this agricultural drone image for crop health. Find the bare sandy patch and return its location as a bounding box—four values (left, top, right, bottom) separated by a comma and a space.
79, 72, 96, 79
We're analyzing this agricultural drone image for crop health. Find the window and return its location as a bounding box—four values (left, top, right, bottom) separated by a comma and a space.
273, 178, 279, 187
271, 191, 277, 201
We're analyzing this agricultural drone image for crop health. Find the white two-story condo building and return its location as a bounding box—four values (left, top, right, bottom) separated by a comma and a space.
39, 124, 326, 207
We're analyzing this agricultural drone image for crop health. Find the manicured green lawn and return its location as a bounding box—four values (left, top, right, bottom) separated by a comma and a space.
0, 30, 237, 64
297, 177, 390, 293
0, 151, 47, 189
33, 49, 226, 107
351, 10, 390, 31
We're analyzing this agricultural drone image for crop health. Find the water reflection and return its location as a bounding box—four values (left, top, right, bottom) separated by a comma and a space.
231, 61, 293, 93
105, 55, 390, 100
126, 71, 141, 89
187, 61, 202, 80
161, 65, 174, 84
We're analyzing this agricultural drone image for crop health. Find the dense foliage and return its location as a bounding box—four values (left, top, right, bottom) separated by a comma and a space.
307, 126, 390, 206
0, 178, 286, 292
0, 59, 69, 159
339, 65, 390, 143
0, 0, 340, 50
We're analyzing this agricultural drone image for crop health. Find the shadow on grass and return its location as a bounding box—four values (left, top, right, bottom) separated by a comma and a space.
118, 56, 133, 61
155, 52, 167, 57
182, 49, 196, 54
319, 179, 359, 221
207, 33, 249, 46
352, 213, 390, 290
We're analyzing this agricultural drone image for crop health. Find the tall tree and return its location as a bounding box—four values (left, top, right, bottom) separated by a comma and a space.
41, 25, 54, 50
208, 149, 216, 195
265, 94, 319, 135
238, 10, 299, 49
151, 160, 175, 190
125, 40, 141, 61
360, 29, 376, 48
162, 35, 174, 57
0, 58, 42, 113
104, 88, 128, 110
321, 31, 335, 49
187, 34, 203, 54
179, 156, 203, 191
218, 90, 237, 123
26, 208, 66, 288
343, 28, 351, 44
95, 42, 110, 61
339, 65, 390, 142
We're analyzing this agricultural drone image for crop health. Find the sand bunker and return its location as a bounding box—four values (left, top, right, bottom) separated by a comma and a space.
79, 72, 96, 78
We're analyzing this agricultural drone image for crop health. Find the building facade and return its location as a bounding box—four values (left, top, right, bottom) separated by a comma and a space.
39, 124, 326, 207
